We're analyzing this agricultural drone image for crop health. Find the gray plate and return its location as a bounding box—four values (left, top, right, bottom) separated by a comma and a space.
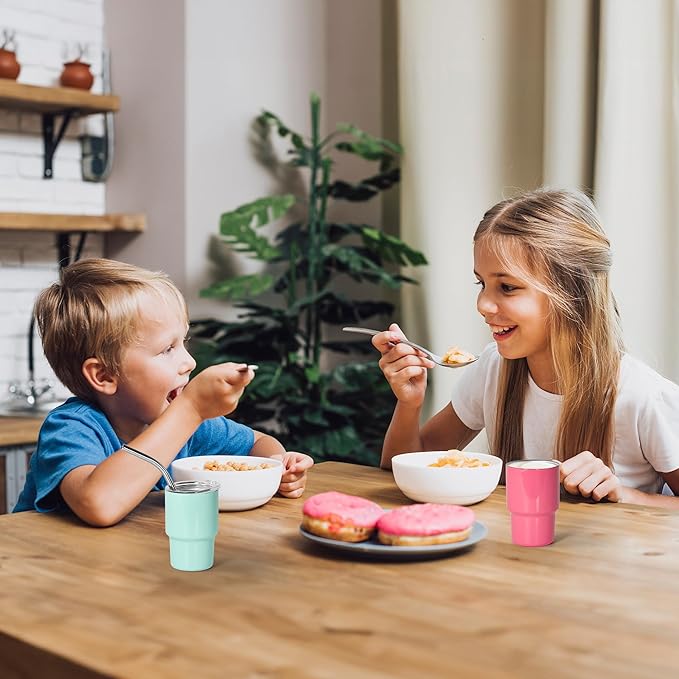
299, 520, 487, 560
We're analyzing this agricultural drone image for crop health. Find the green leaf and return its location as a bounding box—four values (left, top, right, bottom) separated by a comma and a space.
257, 111, 310, 166
304, 364, 321, 384
219, 196, 295, 261
325, 168, 400, 202
360, 227, 428, 266
322, 244, 403, 289
336, 123, 403, 156
200, 273, 274, 300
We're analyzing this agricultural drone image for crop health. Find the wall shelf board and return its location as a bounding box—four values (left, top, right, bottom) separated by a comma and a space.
0, 80, 119, 115
0, 212, 146, 233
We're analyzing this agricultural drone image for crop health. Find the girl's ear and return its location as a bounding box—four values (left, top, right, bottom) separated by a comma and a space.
82, 358, 118, 395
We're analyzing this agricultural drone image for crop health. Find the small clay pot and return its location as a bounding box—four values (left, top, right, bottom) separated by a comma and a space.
60, 60, 94, 90
0, 48, 20, 80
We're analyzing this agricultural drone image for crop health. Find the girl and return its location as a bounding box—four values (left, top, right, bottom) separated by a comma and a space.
374, 189, 679, 508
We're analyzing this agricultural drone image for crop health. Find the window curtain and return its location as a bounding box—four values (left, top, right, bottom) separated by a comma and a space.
398, 0, 679, 426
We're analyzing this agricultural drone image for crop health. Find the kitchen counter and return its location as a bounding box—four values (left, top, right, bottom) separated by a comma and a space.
0, 417, 42, 447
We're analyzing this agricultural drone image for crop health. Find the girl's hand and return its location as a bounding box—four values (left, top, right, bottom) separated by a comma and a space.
276, 452, 314, 499
181, 363, 253, 420
373, 323, 434, 408
560, 450, 623, 502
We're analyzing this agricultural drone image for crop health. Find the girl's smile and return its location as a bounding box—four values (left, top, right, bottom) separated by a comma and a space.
489, 325, 517, 341
473, 241, 556, 391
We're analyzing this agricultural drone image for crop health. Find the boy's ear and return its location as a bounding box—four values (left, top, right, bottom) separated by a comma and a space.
82, 358, 118, 395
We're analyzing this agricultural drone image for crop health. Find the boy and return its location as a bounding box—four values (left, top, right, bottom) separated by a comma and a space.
14, 258, 314, 526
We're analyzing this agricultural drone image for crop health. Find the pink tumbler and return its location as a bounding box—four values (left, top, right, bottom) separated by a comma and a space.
506, 460, 560, 547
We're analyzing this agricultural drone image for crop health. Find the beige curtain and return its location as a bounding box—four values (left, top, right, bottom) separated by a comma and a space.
398, 0, 679, 425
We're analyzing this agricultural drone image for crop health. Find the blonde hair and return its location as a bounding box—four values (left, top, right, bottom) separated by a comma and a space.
474, 189, 623, 468
35, 258, 188, 402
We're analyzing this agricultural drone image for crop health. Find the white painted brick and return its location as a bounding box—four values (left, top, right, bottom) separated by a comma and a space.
0, 131, 42, 155
51, 136, 82, 160
14, 36, 64, 68
16, 155, 43, 178
0, 265, 58, 291
0, 199, 41, 212
51, 179, 105, 206
0, 8, 51, 38
16, 63, 60, 87
0, 155, 18, 176
0, 200, 24, 212
0, 291, 43, 314
51, 0, 104, 29
55, 20, 101, 49
0, 0, 49, 11
0, 177, 55, 202
53, 156, 83, 180
83, 115, 105, 137
18, 154, 82, 181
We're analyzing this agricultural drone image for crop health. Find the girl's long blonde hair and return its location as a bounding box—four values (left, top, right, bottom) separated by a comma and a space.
474, 189, 623, 467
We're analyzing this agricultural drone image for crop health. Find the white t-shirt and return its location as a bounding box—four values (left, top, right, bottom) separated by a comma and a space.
451, 343, 679, 494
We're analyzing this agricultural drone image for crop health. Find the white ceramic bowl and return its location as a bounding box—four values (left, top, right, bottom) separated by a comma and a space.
170, 455, 283, 511
391, 451, 503, 505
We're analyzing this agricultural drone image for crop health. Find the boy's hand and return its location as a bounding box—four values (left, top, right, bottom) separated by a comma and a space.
181, 363, 253, 420
276, 452, 314, 499
560, 450, 623, 502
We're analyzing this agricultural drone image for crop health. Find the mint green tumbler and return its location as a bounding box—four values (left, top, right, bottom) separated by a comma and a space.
164, 480, 219, 571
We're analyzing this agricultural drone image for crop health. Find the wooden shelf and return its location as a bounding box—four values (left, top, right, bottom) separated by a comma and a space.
0, 80, 119, 115
0, 212, 145, 233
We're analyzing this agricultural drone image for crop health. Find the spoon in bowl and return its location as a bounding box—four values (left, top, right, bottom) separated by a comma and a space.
342, 326, 478, 369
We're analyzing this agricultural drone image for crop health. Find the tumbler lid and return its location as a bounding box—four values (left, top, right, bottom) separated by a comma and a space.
166, 480, 220, 494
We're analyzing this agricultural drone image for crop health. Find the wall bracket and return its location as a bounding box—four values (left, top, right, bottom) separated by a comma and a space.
42, 111, 75, 179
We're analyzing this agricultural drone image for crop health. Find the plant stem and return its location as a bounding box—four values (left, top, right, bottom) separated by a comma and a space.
313, 158, 331, 365
306, 94, 321, 364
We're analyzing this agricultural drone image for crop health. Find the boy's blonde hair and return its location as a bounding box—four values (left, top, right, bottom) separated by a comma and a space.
474, 189, 623, 468
35, 258, 188, 402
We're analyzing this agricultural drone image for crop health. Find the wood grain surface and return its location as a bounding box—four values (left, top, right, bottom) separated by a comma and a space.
0, 212, 146, 233
0, 461, 678, 678
0, 80, 119, 114
0, 416, 42, 446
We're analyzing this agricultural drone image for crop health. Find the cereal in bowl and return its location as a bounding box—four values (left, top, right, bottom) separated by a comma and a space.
428, 449, 490, 468
203, 460, 274, 472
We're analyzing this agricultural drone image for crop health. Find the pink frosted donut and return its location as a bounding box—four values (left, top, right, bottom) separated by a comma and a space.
302, 491, 385, 542
377, 503, 475, 546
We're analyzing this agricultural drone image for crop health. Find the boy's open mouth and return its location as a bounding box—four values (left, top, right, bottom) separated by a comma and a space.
167, 387, 182, 403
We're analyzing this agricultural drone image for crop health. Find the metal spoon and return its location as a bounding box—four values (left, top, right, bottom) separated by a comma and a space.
342, 326, 478, 369
121, 444, 177, 490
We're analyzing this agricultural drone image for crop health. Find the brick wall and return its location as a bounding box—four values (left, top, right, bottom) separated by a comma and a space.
0, 0, 106, 403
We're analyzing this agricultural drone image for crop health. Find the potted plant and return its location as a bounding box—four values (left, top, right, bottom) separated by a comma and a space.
0, 29, 20, 80
190, 93, 427, 466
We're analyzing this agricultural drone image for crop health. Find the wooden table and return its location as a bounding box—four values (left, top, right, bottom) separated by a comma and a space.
1, 462, 678, 678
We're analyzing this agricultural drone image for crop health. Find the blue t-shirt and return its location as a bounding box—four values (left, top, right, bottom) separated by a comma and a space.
13, 397, 255, 513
